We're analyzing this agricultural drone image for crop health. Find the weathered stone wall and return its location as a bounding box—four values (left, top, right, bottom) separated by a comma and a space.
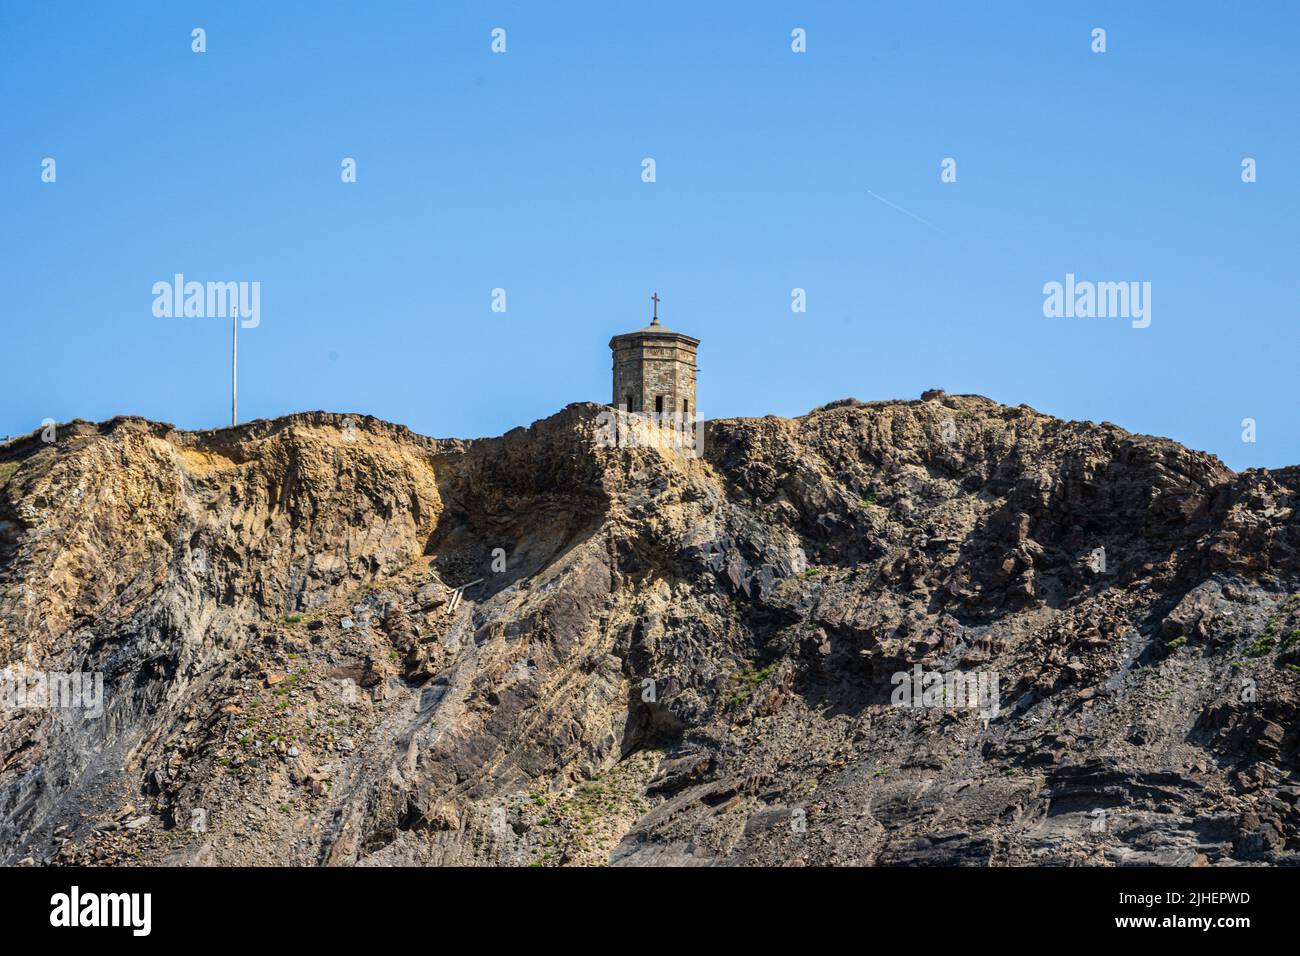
611, 337, 697, 417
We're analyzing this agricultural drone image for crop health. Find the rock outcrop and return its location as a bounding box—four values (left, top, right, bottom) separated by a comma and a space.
1, 392, 1298, 866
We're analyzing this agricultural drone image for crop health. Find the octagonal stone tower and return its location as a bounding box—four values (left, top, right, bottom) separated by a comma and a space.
610, 296, 699, 419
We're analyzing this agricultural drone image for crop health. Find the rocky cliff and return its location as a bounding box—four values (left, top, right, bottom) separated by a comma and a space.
2, 392, 1298, 866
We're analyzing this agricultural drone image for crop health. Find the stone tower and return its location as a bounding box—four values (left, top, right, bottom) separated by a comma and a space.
609, 294, 699, 420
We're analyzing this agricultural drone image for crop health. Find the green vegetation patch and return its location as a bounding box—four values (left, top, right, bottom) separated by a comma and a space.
1245, 635, 1275, 658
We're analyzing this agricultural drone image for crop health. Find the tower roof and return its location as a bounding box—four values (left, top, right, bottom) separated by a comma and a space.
610, 293, 700, 349
609, 319, 700, 349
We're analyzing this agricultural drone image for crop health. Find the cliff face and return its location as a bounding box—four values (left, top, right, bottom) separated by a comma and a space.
2, 393, 1299, 866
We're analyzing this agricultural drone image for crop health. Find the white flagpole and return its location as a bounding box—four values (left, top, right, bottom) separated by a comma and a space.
232, 313, 237, 426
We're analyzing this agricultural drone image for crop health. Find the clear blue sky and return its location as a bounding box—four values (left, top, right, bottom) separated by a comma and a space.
3, 2, 1297, 471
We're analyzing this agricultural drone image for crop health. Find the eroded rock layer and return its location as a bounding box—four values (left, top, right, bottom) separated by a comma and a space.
1, 393, 1298, 866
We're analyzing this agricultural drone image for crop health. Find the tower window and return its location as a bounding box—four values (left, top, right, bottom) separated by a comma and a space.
655, 395, 664, 414
625, 393, 634, 413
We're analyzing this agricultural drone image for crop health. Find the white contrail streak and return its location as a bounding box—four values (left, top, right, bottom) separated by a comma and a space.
866, 190, 954, 239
